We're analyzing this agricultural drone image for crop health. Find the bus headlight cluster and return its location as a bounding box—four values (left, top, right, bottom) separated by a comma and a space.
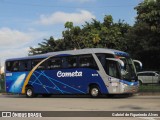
123, 83, 128, 87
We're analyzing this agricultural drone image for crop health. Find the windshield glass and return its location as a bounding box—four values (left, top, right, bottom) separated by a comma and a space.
118, 56, 137, 81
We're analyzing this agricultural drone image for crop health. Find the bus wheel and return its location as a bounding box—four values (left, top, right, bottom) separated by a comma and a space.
89, 85, 100, 98
25, 86, 35, 98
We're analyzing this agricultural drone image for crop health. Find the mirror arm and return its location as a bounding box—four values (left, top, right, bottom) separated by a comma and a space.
133, 60, 142, 68
106, 58, 124, 68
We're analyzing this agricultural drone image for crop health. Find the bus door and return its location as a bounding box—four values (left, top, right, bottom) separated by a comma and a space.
106, 59, 121, 93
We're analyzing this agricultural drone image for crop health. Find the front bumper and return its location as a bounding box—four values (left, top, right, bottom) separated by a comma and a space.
120, 80, 139, 93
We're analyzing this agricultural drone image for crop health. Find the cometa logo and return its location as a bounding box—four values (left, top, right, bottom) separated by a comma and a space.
57, 71, 82, 77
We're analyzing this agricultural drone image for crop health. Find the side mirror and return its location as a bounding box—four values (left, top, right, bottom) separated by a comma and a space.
133, 60, 142, 72
106, 58, 128, 76
106, 58, 124, 68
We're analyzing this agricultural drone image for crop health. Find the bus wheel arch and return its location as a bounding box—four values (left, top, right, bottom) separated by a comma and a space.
25, 85, 37, 98
88, 83, 101, 98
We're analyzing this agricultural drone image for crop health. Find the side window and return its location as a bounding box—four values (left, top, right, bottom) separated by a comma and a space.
19, 60, 31, 71
11, 61, 19, 72
6, 61, 19, 72
79, 55, 98, 69
141, 73, 146, 76
137, 73, 143, 76
144, 73, 150, 76
6, 61, 31, 72
149, 73, 155, 76
48, 58, 62, 69
96, 54, 104, 65
6, 61, 12, 72
106, 60, 120, 78
66, 57, 77, 68
32, 59, 46, 70
96, 53, 114, 72
105, 54, 114, 58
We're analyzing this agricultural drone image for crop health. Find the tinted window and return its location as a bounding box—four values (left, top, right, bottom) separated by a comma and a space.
79, 55, 98, 69
138, 72, 155, 76
32, 59, 46, 70
106, 60, 120, 78
6, 61, 12, 72
48, 58, 62, 69
19, 60, 31, 71
142, 73, 149, 76
149, 73, 155, 76
96, 54, 105, 65
137, 73, 143, 76
66, 57, 77, 68
96, 53, 114, 65
6, 61, 19, 72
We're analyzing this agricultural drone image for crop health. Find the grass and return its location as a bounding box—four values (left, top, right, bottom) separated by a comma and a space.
139, 84, 160, 92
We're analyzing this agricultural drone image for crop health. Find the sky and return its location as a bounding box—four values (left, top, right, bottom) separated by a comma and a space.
0, 0, 143, 71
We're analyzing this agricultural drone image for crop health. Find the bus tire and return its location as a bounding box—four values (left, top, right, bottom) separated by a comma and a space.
25, 86, 36, 98
89, 85, 100, 98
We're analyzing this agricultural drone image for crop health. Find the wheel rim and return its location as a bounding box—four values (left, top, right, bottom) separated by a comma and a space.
91, 88, 99, 97
27, 89, 32, 97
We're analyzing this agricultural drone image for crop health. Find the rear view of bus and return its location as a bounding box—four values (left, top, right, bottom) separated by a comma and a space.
5, 48, 142, 98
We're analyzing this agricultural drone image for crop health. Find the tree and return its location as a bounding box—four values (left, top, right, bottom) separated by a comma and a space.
29, 1, 160, 71
103, 15, 113, 27
29, 36, 61, 55
135, 0, 160, 32
29, 16, 130, 55
63, 22, 82, 49
126, 0, 160, 70
99, 17, 130, 50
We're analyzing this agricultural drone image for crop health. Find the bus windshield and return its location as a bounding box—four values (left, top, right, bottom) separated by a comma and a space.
118, 56, 137, 82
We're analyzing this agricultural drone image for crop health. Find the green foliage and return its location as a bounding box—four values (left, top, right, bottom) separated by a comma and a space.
29, 0, 160, 70
103, 15, 113, 27
125, 0, 160, 70
135, 0, 160, 32
139, 85, 160, 93
0, 73, 4, 80
29, 36, 63, 55
65, 21, 73, 29
29, 16, 130, 55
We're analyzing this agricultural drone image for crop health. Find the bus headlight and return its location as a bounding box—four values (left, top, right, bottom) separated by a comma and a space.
123, 83, 128, 87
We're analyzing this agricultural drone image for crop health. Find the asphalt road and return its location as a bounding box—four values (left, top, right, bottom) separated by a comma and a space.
0, 94, 160, 120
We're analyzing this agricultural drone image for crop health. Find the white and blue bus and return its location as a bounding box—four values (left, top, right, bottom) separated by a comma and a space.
5, 48, 142, 98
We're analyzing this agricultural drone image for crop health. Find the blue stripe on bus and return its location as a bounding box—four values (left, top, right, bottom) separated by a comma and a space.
114, 52, 129, 57
119, 80, 138, 86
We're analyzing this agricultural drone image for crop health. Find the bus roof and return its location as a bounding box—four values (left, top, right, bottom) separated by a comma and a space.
5, 48, 129, 61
